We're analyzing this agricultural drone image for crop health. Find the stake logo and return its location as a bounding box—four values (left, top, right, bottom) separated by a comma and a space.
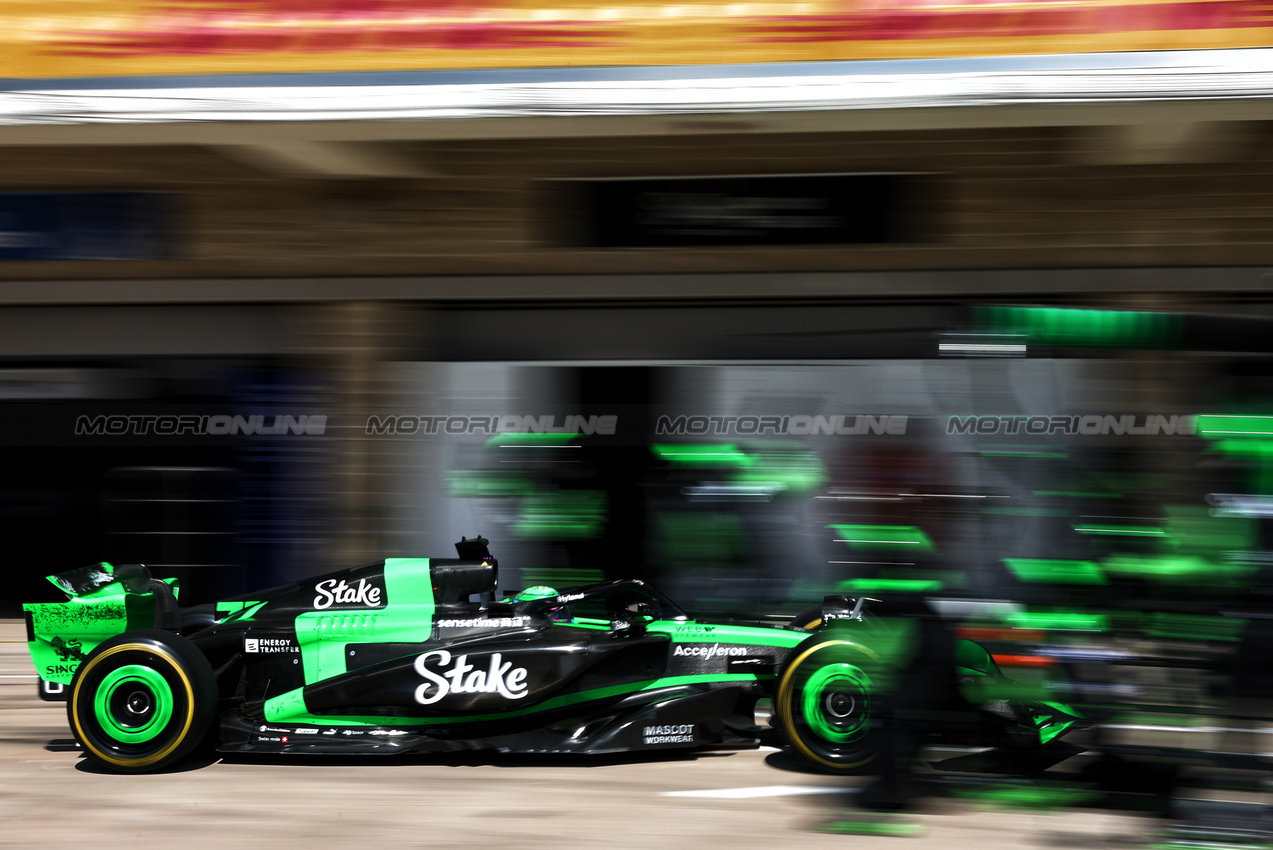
313, 577, 385, 610
413, 650, 529, 705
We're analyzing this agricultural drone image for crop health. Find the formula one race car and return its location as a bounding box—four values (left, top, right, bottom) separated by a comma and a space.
23, 538, 1083, 773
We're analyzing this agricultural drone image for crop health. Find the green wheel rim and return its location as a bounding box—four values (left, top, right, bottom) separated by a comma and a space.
800, 662, 871, 743
93, 664, 175, 744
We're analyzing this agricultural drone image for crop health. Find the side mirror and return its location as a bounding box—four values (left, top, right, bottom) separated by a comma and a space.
820, 595, 879, 625
850, 596, 880, 619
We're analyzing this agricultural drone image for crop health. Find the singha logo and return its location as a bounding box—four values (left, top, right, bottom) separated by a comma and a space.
50, 637, 84, 663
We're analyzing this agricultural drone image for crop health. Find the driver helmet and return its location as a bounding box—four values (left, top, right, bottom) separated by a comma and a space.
514, 585, 570, 622
514, 585, 559, 602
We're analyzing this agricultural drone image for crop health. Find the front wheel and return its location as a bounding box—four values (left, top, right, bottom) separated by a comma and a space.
775, 635, 881, 773
788, 604, 825, 632
68, 629, 216, 773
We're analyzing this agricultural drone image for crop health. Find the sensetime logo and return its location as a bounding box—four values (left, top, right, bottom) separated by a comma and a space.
947, 414, 1196, 437
655, 414, 907, 436
75, 414, 327, 436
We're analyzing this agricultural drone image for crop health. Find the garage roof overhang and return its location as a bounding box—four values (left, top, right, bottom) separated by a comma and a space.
0, 49, 1271, 177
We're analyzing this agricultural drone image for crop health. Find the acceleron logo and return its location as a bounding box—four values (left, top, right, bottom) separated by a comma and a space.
672, 643, 749, 659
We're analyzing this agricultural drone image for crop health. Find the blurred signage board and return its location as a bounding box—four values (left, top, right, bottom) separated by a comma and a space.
0, 193, 173, 261
2, 0, 1271, 77
577, 175, 909, 248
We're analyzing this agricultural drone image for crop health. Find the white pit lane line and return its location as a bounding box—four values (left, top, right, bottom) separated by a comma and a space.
661, 786, 844, 799
1104, 724, 1273, 734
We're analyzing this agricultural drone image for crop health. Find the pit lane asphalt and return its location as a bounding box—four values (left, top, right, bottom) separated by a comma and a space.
0, 621, 1148, 850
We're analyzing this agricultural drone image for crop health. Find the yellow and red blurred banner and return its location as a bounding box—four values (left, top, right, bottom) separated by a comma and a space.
2, 0, 1272, 79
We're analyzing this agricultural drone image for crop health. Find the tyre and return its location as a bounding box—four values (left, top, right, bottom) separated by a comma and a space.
788, 604, 825, 632
68, 629, 217, 773
775, 634, 881, 773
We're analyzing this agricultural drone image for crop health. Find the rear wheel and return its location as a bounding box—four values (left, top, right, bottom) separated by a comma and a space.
775, 635, 881, 773
68, 629, 216, 773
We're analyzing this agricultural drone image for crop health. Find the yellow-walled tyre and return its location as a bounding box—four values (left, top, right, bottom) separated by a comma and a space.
68, 629, 216, 773
788, 605, 825, 632
775, 635, 882, 774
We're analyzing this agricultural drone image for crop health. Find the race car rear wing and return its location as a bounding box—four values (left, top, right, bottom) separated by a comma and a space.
24, 562, 182, 698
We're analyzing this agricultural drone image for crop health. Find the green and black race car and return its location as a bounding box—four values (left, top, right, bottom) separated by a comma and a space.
23, 537, 1082, 773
